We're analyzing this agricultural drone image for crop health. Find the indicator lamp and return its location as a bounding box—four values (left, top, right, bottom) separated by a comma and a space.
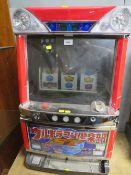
59, 109, 65, 113
45, 45, 52, 50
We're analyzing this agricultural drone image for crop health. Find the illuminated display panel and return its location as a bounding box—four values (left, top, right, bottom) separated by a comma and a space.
27, 35, 116, 105
47, 22, 94, 32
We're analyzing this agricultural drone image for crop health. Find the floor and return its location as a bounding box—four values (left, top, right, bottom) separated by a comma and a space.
7, 134, 131, 175
0, 125, 22, 174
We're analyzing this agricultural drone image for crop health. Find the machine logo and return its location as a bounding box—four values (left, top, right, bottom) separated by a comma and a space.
30, 127, 108, 144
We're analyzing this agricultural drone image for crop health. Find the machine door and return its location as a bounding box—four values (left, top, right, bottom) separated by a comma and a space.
27, 35, 116, 109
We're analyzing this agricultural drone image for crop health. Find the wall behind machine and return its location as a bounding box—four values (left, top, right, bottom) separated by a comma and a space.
9, 0, 131, 132
9, 0, 124, 7
0, 0, 19, 145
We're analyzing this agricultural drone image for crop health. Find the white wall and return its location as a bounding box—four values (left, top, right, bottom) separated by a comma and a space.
9, 0, 124, 7
125, 0, 131, 5
9, 0, 131, 132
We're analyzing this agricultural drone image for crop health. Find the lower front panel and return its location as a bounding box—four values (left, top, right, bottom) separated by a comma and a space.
29, 124, 107, 158
21, 121, 116, 174
23, 122, 116, 160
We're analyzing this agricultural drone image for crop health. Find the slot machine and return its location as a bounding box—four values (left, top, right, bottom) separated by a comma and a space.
10, 6, 131, 174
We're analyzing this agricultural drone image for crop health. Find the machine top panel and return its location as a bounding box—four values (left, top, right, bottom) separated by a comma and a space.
26, 6, 114, 21
10, 6, 131, 34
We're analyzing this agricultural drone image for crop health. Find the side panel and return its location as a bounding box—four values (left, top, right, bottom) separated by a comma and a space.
27, 6, 115, 21
16, 35, 28, 103
111, 38, 128, 110
106, 130, 116, 158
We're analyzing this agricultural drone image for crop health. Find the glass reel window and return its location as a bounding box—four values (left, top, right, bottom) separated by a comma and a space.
27, 36, 116, 105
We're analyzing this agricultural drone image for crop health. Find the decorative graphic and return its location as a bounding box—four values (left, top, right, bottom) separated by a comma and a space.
40, 68, 58, 90
28, 124, 108, 157
80, 69, 97, 92
61, 73, 78, 90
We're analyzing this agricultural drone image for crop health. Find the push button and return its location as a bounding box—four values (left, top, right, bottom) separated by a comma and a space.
40, 103, 49, 109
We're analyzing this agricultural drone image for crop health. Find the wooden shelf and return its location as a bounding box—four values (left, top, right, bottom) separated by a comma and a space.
0, 0, 15, 47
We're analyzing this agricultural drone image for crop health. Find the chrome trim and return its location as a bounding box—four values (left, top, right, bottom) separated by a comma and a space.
25, 153, 109, 173
20, 116, 31, 121
15, 32, 129, 36
19, 102, 119, 117
20, 115, 117, 129
26, 150, 107, 161
44, 20, 98, 22
25, 122, 116, 129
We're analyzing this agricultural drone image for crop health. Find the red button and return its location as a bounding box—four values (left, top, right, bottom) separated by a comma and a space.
41, 103, 49, 109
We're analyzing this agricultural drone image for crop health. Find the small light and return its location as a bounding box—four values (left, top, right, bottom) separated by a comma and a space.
59, 109, 65, 113
52, 115, 58, 122
13, 10, 31, 31
74, 117, 81, 124
63, 116, 69, 122
110, 8, 130, 32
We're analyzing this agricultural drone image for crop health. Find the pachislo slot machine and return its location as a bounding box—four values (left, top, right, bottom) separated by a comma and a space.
10, 6, 131, 174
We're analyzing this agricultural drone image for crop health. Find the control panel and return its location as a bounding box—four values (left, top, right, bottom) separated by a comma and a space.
20, 112, 118, 126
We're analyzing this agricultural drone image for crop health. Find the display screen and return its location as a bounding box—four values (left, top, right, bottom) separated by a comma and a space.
27, 35, 116, 105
